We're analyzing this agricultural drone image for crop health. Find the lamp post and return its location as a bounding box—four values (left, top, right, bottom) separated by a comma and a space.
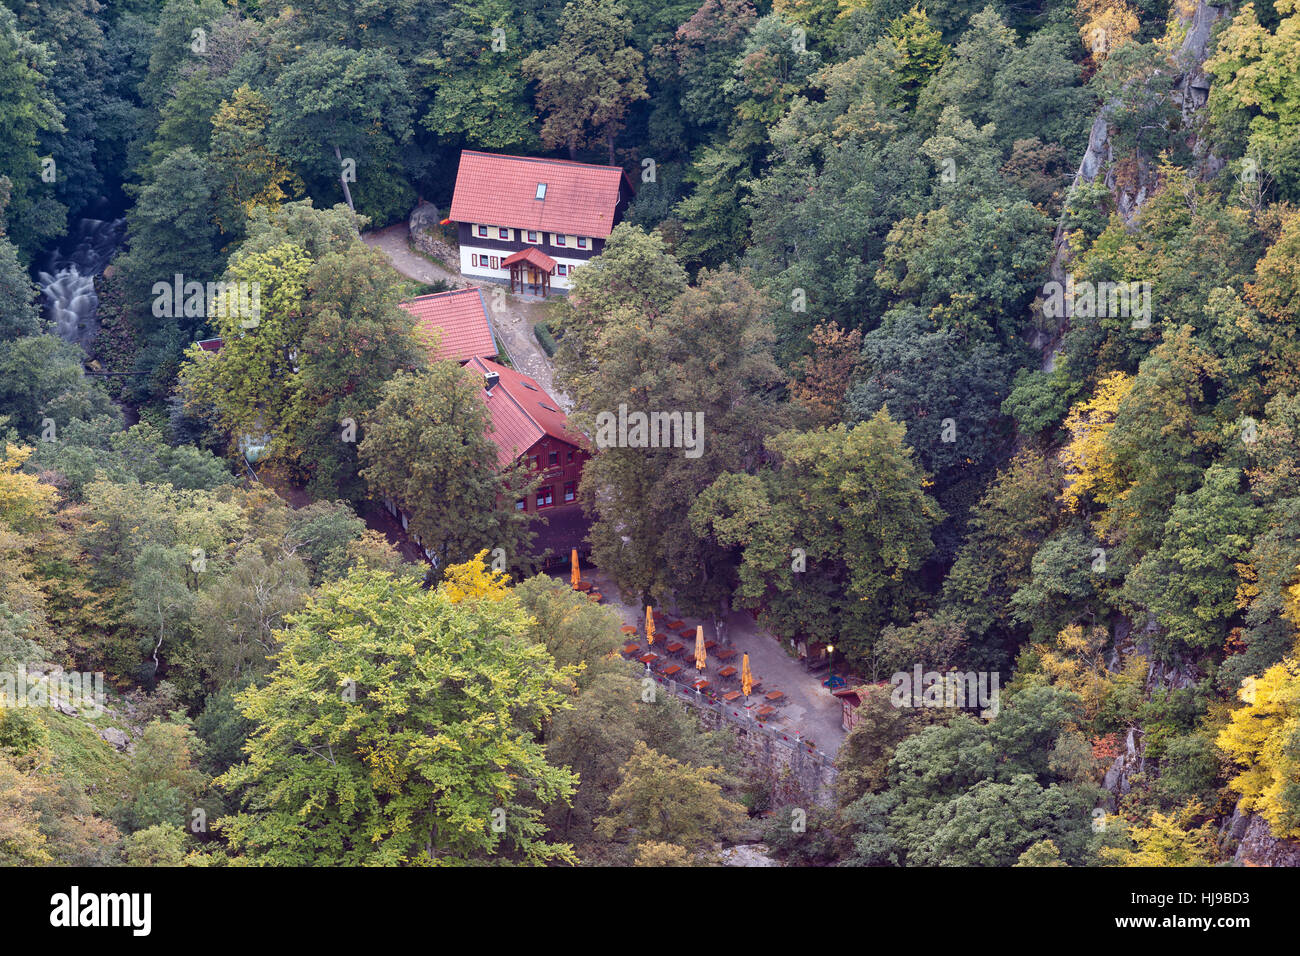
826, 643, 835, 693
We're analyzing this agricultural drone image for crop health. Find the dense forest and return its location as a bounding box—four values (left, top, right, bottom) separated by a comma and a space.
1, 0, 1299, 869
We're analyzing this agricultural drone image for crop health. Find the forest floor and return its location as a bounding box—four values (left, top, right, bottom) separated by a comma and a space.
362, 223, 565, 402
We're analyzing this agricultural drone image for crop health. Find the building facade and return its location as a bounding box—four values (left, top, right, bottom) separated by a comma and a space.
449, 150, 634, 295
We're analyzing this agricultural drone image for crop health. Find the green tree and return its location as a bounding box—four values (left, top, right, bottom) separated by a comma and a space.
1123, 463, 1261, 657
420, 0, 540, 151
269, 45, 414, 218
595, 741, 747, 852
0, 6, 67, 262
522, 0, 649, 162
292, 245, 424, 499
692, 412, 942, 662
359, 365, 534, 572
216, 563, 580, 865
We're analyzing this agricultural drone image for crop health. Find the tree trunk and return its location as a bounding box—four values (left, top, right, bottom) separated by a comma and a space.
606, 132, 616, 167
568, 140, 578, 161
334, 144, 356, 213
714, 592, 731, 646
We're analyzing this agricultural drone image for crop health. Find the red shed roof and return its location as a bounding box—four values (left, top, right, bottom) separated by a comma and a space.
449, 151, 631, 238
465, 356, 584, 467
399, 288, 498, 364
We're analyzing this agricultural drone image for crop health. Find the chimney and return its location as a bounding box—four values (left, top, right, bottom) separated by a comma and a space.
484, 370, 500, 393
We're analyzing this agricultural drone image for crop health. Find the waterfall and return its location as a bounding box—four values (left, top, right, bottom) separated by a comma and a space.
35, 217, 125, 348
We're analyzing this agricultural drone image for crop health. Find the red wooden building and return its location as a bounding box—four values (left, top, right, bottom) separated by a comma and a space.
467, 356, 591, 562
381, 357, 591, 565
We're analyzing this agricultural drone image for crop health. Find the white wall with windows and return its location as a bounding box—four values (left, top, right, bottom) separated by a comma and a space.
459, 243, 585, 290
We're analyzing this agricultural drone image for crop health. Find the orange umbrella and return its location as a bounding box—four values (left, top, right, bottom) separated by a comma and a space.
570, 549, 579, 588
646, 606, 655, 646
694, 625, 707, 671
741, 653, 753, 697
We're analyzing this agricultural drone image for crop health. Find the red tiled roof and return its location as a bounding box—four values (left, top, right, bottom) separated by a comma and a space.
398, 288, 498, 364
464, 356, 584, 467
449, 151, 631, 238
501, 247, 557, 271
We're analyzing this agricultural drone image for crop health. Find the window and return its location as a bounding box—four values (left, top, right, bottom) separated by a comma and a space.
536, 486, 554, 508
556, 264, 567, 277
535, 183, 547, 199
563, 481, 576, 503
567, 450, 574, 463
490, 256, 499, 269
527, 230, 539, 243
498, 227, 509, 240
477, 225, 488, 238
555, 234, 566, 247
539, 403, 558, 413
515, 498, 526, 511
548, 451, 558, 466
471, 254, 479, 267
527, 454, 539, 470
576, 236, 588, 249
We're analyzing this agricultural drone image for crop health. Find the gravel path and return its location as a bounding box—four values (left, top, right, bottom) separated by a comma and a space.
362, 223, 567, 403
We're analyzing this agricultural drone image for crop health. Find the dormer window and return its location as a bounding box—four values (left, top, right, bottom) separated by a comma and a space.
477, 225, 488, 238
576, 236, 588, 249
555, 234, 566, 246
527, 230, 539, 243
535, 183, 547, 199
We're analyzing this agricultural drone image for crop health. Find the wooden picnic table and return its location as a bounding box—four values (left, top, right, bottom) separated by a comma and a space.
692, 679, 710, 691
678, 629, 695, 640
704, 639, 717, 650
639, 653, 658, 665
665, 640, 684, 653
718, 665, 738, 678
722, 690, 742, 703
715, 648, 737, 661
765, 690, 785, 703
663, 664, 683, 677
620, 625, 637, 635
757, 705, 777, 719
622, 643, 640, 656
668, 620, 685, 629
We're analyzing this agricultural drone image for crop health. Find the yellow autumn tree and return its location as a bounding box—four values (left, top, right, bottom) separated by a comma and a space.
1101, 802, 1221, 866
438, 550, 511, 604
1034, 624, 1120, 721
0, 444, 56, 533
1217, 658, 1300, 838
209, 86, 303, 231
1059, 372, 1133, 510
1076, 0, 1140, 62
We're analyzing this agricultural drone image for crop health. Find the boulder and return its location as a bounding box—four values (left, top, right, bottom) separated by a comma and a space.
98, 727, 130, 751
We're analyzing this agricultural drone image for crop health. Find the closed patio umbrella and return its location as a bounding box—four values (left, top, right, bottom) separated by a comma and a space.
694, 625, 707, 672
570, 549, 579, 588
741, 653, 753, 698
646, 606, 655, 646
